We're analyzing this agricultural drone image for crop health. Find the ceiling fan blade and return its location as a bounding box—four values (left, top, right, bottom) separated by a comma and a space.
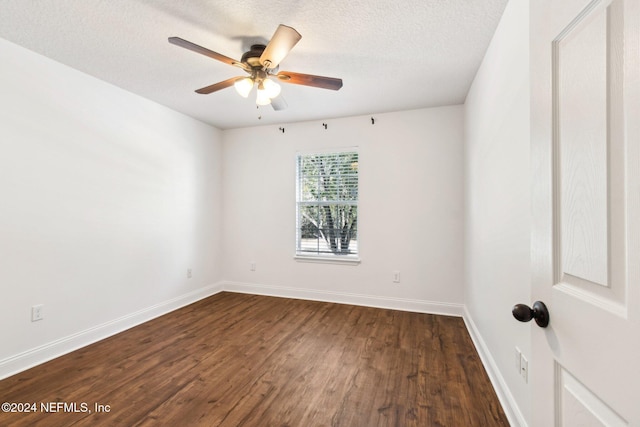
259, 25, 301, 69
276, 71, 343, 91
168, 37, 247, 70
195, 77, 239, 94
270, 96, 288, 111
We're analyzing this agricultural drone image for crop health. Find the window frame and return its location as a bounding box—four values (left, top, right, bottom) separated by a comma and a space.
294, 148, 360, 265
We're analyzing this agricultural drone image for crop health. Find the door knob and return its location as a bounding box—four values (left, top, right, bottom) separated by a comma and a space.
512, 301, 550, 328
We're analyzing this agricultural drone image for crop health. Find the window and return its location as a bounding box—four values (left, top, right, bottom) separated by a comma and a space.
296, 150, 359, 260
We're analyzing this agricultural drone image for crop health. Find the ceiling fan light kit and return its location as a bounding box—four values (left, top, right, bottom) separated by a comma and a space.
233, 77, 253, 98
256, 86, 272, 106
262, 79, 281, 98
169, 24, 343, 111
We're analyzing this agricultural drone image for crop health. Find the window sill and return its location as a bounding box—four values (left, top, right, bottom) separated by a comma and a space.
294, 255, 361, 265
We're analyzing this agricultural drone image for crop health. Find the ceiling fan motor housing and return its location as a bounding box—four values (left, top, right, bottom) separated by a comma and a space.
241, 44, 267, 68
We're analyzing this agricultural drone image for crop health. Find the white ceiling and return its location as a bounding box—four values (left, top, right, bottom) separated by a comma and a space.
0, 0, 508, 130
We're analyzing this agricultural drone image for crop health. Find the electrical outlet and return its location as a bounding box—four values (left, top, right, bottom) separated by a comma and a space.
393, 271, 400, 283
250, 262, 256, 271
187, 268, 192, 279
520, 354, 528, 383
31, 305, 44, 322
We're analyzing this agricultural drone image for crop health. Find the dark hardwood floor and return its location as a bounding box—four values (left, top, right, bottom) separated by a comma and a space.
0, 292, 508, 426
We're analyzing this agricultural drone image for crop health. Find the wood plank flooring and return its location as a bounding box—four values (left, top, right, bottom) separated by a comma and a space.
0, 292, 509, 426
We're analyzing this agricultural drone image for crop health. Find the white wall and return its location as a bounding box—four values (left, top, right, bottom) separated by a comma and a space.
0, 38, 223, 378
221, 106, 464, 312
463, 0, 531, 425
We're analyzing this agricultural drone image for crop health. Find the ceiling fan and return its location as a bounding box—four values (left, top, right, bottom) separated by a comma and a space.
168, 24, 343, 110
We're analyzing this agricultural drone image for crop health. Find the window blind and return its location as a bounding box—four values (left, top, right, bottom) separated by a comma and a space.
296, 151, 359, 257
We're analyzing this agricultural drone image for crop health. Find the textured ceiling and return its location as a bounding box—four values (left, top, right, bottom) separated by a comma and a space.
0, 0, 508, 130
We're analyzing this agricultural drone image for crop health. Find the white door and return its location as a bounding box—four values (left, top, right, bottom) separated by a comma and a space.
530, 0, 640, 425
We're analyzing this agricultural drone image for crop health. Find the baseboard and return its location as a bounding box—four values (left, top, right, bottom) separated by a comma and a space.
463, 306, 528, 427
0, 281, 225, 380
221, 281, 464, 317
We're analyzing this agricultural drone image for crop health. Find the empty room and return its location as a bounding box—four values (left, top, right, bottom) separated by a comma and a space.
1, 0, 638, 426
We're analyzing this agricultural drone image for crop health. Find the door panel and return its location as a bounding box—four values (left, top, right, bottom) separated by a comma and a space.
554, 0, 627, 311
557, 365, 627, 427
531, 0, 640, 425
557, 0, 608, 289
